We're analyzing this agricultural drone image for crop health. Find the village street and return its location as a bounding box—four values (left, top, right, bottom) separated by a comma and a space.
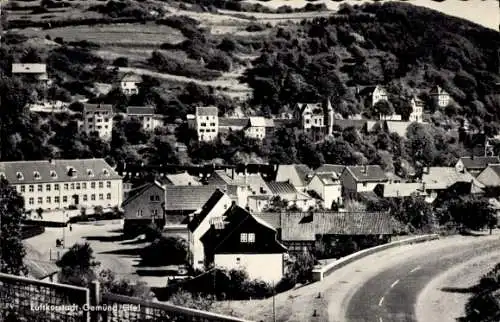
23, 221, 171, 288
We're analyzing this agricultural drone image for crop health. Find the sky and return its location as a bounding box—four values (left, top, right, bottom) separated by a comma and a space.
245, 0, 499, 31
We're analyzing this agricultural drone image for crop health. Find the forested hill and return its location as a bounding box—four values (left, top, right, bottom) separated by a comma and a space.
242, 1, 500, 122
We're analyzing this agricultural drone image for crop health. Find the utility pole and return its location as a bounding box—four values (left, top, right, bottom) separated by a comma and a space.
272, 281, 276, 322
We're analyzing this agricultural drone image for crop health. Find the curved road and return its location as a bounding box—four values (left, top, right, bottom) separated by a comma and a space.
345, 235, 500, 322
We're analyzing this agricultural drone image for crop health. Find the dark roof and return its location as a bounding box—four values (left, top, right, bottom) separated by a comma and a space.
459, 156, 500, 170
266, 181, 297, 195
345, 165, 388, 182
126, 106, 154, 115
166, 185, 225, 211
201, 205, 287, 253
0, 158, 121, 185
25, 259, 59, 280
218, 117, 249, 127
188, 189, 226, 232
332, 119, 367, 130
315, 164, 346, 175
122, 181, 163, 208
253, 213, 282, 229
83, 103, 113, 113
280, 212, 392, 241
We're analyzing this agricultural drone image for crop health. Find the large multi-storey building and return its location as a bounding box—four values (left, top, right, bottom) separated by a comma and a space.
82, 103, 113, 140
189, 106, 219, 142
0, 159, 123, 212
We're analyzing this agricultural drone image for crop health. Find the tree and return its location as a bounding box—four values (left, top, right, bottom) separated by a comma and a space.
112, 57, 129, 67
0, 179, 27, 275
168, 290, 215, 311
140, 237, 190, 266
374, 100, 394, 118
263, 196, 290, 212
56, 242, 100, 287
98, 269, 154, 300
443, 196, 497, 232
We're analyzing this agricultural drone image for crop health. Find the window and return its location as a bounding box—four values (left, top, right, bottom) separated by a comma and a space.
46, 184, 51, 192
46, 197, 51, 203
362, 182, 367, 187
240, 233, 248, 243
20, 186, 25, 193
29, 198, 34, 205
55, 196, 60, 203
37, 197, 43, 204
64, 184, 69, 190
50, 170, 57, 178
99, 182, 103, 189
103, 169, 110, 177
16, 172, 24, 180
91, 182, 96, 189
33, 171, 41, 179
91, 194, 96, 201
63, 196, 67, 203
37, 185, 43, 192
201, 123, 206, 127
150, 195, 155, 202
29, 185, 34, 192
99, 194, 104, 200
240, 233, 255, 243
82, 183, 87, 189
210, 123, 215, 126
87, 169, 94, 177
137, 210, 143, 217
54, 184, 59, 191
106, 181, 111, 188
248, 233, 255, 243
155, 195, 160, 201
106, 193, 111, 200
83, 195, 88, 201
70, 183, 75, 190
76, 183, 80, 190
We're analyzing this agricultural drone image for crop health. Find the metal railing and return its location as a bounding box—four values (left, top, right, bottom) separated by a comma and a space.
0, 272, 89, 322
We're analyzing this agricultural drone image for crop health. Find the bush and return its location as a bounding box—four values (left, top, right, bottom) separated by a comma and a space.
246, 23, 265, 32
113, 57, 129, 67
140, 236, 190, 266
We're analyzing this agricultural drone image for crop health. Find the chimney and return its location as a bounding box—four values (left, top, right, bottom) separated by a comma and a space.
49, 159, 55, 165
188, 213, 194, 222
361, 165, 367, 174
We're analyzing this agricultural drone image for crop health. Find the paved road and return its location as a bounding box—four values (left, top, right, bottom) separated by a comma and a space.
345, 236, 500, 322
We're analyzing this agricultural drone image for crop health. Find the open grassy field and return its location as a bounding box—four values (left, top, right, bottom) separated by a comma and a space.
17, 23, 186, 46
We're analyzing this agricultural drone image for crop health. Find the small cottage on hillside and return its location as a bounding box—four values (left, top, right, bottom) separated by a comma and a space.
201, 205, 287, 284
119, 73, 142, 95
340, 165, 388, 195
126, 106, 164, 131
430, 85, 451, 108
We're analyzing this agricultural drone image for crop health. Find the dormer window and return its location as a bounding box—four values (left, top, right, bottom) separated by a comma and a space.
16, 172, 24, 180
0, 172, 5, 180
33, 171, 41, 180
67, 167, 77, 178
103, 169, 110, 176
50, 170, 57, 178
87, 169, 94, 177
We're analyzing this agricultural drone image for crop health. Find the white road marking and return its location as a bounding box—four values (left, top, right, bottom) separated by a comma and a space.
378, 296, 385, 306
410, 266, 421, 273
390, 280, 400, 288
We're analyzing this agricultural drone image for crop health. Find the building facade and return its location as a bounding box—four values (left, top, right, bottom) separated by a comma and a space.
0, 159, 123, 213
126, 106, 164, 131
372, 85, 388, 107
119, 73, 142, 95
190, 106, 219, 142
340, 165, 388, 194
307, 173, 343, 209
430, 85, 451, 108
409, 97, 424, 122
82, 103, 113, 140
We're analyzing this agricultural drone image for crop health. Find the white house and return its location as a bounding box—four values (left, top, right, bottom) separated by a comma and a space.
340, 165, 388, 194
126, 106, 164, 131
307, 172, 343, 209
430, 85, 451, 108
82, 103, 113, 141
201, 205, 287, 284
372, 85, 388, 107
275, 164, 314, 192
119, 73, 142, 95
0, 158, 123, 213
409, 96, 424, 122
187, 189, 233, 270
244, 117, 274, 140
190, 106, 219, 142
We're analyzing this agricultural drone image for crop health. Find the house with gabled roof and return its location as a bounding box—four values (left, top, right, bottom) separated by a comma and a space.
164, 172, 202, 186
253, 211, 392, 256
122, 181, 165, 235
295, 99, 334, 139
314, 164, 346, 176
340, 165, 388, 194
126, 106, 164, 131
119, 73, 142, 95
455, 156, 500, 177
409, 96, 424, 123
430, 85, 451, 108
201, 205, 287, 283
421, 167, 484, 203
191, 106, 219, 142
218, 117, 249, 134
307, 172, 343, 209
275, 164, 315, 192
186, 189, 234, 270
82, 103, 114, 140
476, 164, 500, 196
244, 117, 275, 140
206, 169, 268, 204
